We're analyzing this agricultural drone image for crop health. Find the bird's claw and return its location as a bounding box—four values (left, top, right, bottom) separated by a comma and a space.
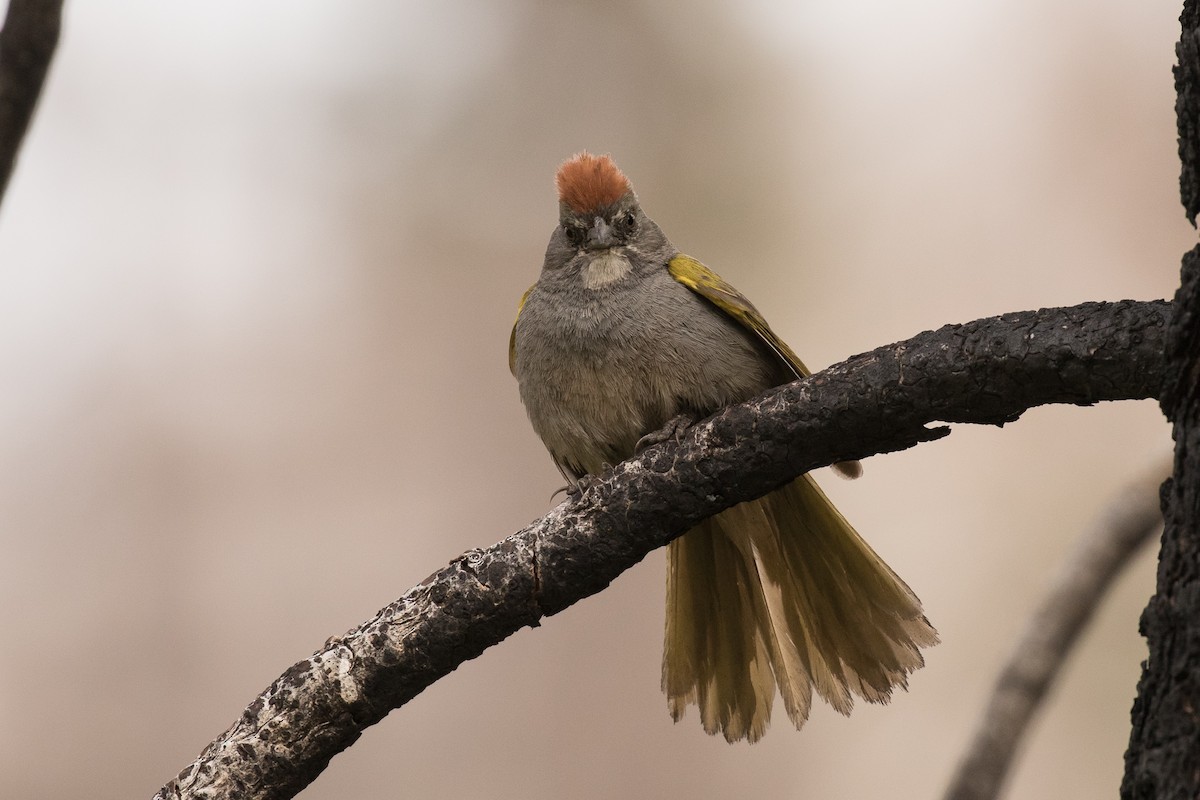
636, 413, 698, 454
552, 468, 610, 503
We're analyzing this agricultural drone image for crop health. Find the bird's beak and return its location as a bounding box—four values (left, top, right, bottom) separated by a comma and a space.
585, 216, 615, 250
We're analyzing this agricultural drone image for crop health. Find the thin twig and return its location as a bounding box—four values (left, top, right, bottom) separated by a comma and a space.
943, 459, 1168, 800
0, 0, 62, 209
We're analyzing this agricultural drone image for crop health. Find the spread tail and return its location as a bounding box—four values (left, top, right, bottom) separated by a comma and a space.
663, 474, 937, 742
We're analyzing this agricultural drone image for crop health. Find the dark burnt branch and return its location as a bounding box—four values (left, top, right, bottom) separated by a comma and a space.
1122, 249, 1200, 800
1121, 0, 1200, 793
946, 460, 1167, 800
0, 0, 61, 209
157, 299, 1169, 800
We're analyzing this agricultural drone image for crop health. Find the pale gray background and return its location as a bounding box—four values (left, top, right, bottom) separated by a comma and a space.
0, 1, 1188, 797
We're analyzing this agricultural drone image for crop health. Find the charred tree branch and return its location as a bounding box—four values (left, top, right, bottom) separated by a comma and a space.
1122, 250, 1200, 800
0, 0, 62, 208
1121, 0, 1200, 794
156, 299, 1170, 800
946, 460, 1167, 800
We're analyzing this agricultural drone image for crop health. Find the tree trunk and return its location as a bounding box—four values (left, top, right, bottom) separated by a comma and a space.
1120, 3, 1200, 798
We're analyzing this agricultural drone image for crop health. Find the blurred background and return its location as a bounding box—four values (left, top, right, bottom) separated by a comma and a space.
0, 0, 1189, 797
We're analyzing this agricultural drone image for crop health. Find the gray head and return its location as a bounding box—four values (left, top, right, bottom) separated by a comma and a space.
543, 152, 674, 280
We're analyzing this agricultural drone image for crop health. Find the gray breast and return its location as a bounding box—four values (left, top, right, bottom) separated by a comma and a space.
514, 266, 776, 477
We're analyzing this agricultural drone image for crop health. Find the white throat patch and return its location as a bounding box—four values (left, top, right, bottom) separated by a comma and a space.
583, 251, 633, 290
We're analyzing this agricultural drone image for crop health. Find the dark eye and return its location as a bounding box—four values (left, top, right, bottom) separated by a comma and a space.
564, 225, 585, 247
615, 211, 637, 236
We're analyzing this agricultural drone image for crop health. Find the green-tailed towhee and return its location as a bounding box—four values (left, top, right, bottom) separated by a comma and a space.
509, 152, 937, 743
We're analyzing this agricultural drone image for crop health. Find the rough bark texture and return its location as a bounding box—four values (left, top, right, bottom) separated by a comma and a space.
1121, 3, 1200, 797
1123, 250, 1200, 800
1179, 0, 1200, 224
0, 0, 61, 208
155, 299, 1170, 800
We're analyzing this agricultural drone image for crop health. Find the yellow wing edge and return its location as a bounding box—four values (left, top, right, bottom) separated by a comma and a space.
508, 285, 535, 375
667, 254, 810, 379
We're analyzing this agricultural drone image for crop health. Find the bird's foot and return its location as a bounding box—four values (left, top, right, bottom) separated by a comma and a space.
635, 413, 698, 454
552, 467, 610, 503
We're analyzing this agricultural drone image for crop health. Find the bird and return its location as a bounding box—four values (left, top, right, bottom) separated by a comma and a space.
509, 152, 937, 742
